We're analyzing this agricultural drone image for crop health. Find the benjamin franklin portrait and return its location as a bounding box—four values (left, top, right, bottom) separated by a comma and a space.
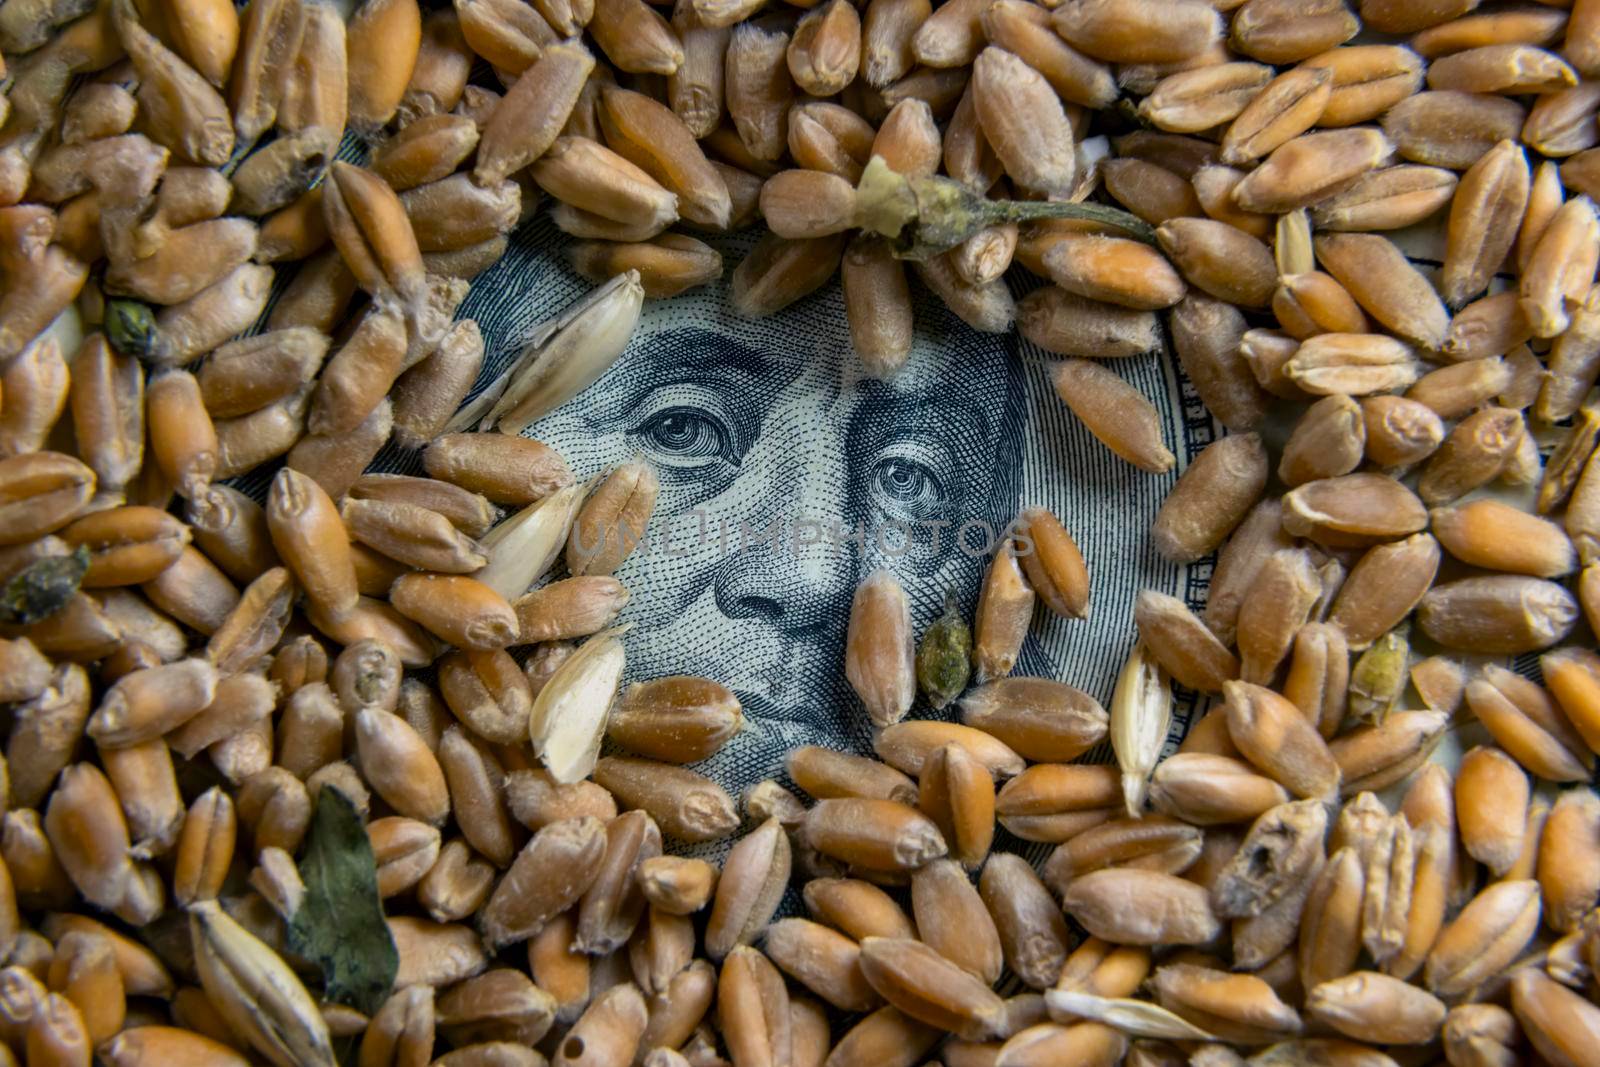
460, 218, 1214, 791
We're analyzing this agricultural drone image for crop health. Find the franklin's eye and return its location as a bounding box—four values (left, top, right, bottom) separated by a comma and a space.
637, 407, 734, 462
871, 456, 945, 518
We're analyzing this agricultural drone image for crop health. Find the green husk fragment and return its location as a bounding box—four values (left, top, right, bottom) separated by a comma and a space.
1348, 627, 1410, 727
0, 545, 90, 625
917, 595, 972, 710
287, 786, 398, 1015
854, 156, 1157, 260
104, 299, 167, 363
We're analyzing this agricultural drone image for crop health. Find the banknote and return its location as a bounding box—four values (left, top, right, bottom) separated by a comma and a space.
441, 217, 1218, 824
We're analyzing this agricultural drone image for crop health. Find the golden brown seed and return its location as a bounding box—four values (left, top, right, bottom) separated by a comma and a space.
994, 763, 1119, 843
717, 947, 790, 1067
1042, 814, 1203, 894
907, 857, 1001, 985
1052, 0, 1220, 64
1407, 358, 1516, 421
1356, 396, 1443, 471
345, 0, 421, 133
479, 817, 607, 949
591, 757, 739, 844
1051, 359, 1176, 473
801, 887, 918, 971
1300, 44, 1424, 126
1155, 218, 1275, 309
410, 849, 486, 934
354, 706, 450, 827
897, 689, 1066, 774
1149, 753, 1289, 826
1311, 165, 1458, 234
1062, 868, 1222, 946
61, 506, 188, 588
359, 986, 435, 1067
274, 683, 342, 781
1418, 575, 1578, 653
854, 937, 1006, 1041
1281, 472, 1428, 549
1141, 62, 1272, 134
1238, 328, 1307, 398
1510, 967, 1600, 1067
913, 252, 1017, 334
1231, 128, 1392, 214
1382, 89, 1525, 170
1425, 879, 1542, 997
1224, 679, 1341, 798
764, 918, 878, 1012
1347, 740, 1443, 822
69, 335, 143, 498
666, 2, 728, 137
1169, 292, 1270, 433
267, 466, 358, 620
1013, 507, 1088, 619
835, 0, 910, 83
44, 762, 143, 920
840, 235, 913, 378
1429, 42, 1575, 94
1327, 533, 1441, 650
1303, 971, 1444, 1047
972, 542, 1035, 685
1101, 158, 1204, 226
919, 742, 995, 871
456, 0, 553, 73
146, 371, 217, 501
801, 797, 946, 872
729, 231, 848, 318
0, 337, 66, 460
369, 816, 442, 899
1537, 788, 1600, 934
195, 329, 328, 421
971, 46, 1076, 199
575, 809, 660, 955
784, 0, 858, 96
1278, 395, 1364, 487
425, 434, 572, 507
567, 234, 721, 299
1420, 406, 1516, 508
1041, 234, 1186, 311
725, 19, 794, 162
506, 768, 617, 831
843, 569, 915, 728
473, 40, 594, 186
1151, 433, 1267, 564
700, 819, 787, 959
788, 747, 916, 806
636, 855, 716, 915
1443, 140, 1532, 307
1433, 499, 1576, 578
1521, 194, 1600, 338
87, 657, 219, 749
759, 169, 858, 240
1314, 233, 1449, 351
1454, 747, 1529, 877
387, 916, 487, 988
372, 114, 479, 193
437, 727, 517, 868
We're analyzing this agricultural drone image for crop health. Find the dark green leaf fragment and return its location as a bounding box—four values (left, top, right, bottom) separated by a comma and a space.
105, 299, 168, 364
287, 786, 398, 1015
917, 595, 972, 711
0, 545, 90, 625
